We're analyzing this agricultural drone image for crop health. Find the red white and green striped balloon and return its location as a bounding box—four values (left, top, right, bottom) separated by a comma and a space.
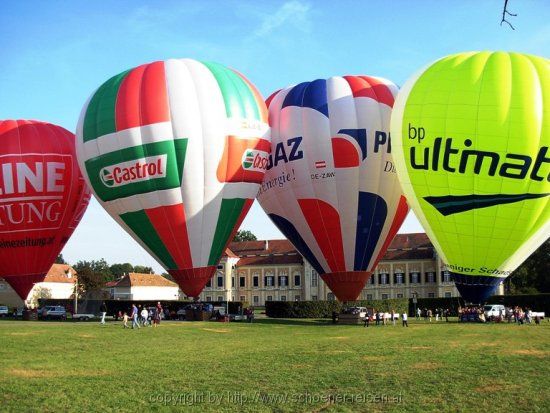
76, 59, 269, 297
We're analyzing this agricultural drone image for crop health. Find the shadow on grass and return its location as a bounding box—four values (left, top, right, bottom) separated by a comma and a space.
254, 318, 334, 326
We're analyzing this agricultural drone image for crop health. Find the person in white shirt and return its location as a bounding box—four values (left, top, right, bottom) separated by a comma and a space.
402, 312, 408, 327
141, 307, 149, 326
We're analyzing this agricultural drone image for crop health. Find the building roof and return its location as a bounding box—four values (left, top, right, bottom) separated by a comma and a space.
110, 273, 178, 288
226, 233, 434, 267
43, 264, 77, 284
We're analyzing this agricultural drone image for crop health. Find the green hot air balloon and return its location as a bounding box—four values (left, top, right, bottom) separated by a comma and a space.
391, 51, 549, 303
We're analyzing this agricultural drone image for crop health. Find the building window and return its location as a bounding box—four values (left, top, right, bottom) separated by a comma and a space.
366, 294, 373, 300
395, 273, 404, 284
206, 296, 212, 302
426, 272, 435, 283
442, 271, 452, 283
231, 277, 235, 288
312, 295, 318, 301
428, 293, 435, 298
0, 283, 5, 290
267, 295, 272, 301
239, 277, 245, 287
294, 274, 301, 286
217, 276, 224, 287
382, 293, 389, 300
311, 270, 318, 287
265, 276, 274, 287
379, 273, 389, 285
410, 272, 420, 284
444, 292, 452, 298
279, 276, 287, 287
369, 275, 375, 284
253, 276, 259, 287
217, 264, 224, 270
253, 296, 259, 304
206, 279, 212, 288
281, 295, 287, 301
240, 296, 245, 302
397, 293, 404, 298
217, 296, 223, 302
327, 293, 335, 301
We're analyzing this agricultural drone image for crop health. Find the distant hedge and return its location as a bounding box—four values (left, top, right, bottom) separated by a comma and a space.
265, 299, 408, 318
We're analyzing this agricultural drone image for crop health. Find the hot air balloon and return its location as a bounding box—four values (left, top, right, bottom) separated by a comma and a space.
0, 120, 91, 301
75, 59, 269, 298
257, 76, 409, 301
391, 51, 549, 303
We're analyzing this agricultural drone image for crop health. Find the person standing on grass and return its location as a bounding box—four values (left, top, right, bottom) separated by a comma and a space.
100, 301, 107, 325
375, 311, 380, 326
445, 308, 450, 322
156, 302, 163, 325
131, 304, 140, 329
122, 312, 129, 328
141, 306, 149, 326
402, 312, 408, 327
364, 312, 370, 327
391, 310, 396, 326
416, 307, 421, 320
427, 309, 433, 322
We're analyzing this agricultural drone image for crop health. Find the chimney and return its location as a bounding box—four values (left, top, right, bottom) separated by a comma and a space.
265, 240, 269, 250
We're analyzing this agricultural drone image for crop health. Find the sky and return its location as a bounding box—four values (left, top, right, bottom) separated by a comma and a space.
1, 0, 548, 273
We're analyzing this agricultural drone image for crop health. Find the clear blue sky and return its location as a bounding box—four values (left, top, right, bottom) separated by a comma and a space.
1, 0, 548, 272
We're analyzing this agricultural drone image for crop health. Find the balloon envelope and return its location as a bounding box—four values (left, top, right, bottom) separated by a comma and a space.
0, 120, 91, 299
391, 51, 549, 303
258, 76, 409, 301
76, 59, 269, 297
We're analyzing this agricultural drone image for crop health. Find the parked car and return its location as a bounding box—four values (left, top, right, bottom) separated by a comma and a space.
484, 304, 506, 319
0, 305, 9, 317
39, 306, 67, 320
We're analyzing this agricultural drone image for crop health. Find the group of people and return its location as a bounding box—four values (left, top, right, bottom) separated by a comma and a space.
506, 307, 542, 325
121, 302, 163, 329
416, 307, 451, 322
363, 310, 408, 327
458, 306, 487, 322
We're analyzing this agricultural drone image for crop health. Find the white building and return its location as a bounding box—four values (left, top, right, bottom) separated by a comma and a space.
104, 273, 180, 301
0, 264, 77, 308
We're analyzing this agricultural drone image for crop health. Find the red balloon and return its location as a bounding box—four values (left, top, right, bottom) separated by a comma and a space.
0, 120, 91, 300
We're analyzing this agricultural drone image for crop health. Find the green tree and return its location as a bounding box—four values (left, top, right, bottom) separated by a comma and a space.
133, 265, 153, 274
73, 260, 110, 295
509, 239, 550, 293
55, 254, 67, 264
233, 230, 257, 242
109, 263, 134, 278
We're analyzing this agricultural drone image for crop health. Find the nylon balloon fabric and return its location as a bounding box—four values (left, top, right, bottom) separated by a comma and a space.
258, 76, 409, 301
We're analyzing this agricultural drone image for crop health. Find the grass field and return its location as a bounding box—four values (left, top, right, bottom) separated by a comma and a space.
0, 317, 548, 412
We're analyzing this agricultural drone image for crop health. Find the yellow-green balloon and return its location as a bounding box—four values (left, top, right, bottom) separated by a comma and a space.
391, 51, 549, 303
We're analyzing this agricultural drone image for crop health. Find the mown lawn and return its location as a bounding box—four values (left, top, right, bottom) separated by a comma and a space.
0, 317, 548, 412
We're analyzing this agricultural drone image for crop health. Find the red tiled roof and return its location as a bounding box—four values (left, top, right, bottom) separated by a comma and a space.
43, 264, 77, 283
225, 248, 238, 258
236, 254, 303, 267
112, 273, 178, 288
228, 239, 296, 255
226, 233, 434, 266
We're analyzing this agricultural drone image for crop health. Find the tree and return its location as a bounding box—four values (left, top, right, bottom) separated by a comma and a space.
233, 230, 257, 242
133, 265, 153, 274
509, 239, 550, 293
109, 263, 134, 278
55, 254, 67, 264
73, 260, 108, 295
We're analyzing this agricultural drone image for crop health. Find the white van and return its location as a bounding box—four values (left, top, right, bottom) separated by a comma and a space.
484, 304, 505, 318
